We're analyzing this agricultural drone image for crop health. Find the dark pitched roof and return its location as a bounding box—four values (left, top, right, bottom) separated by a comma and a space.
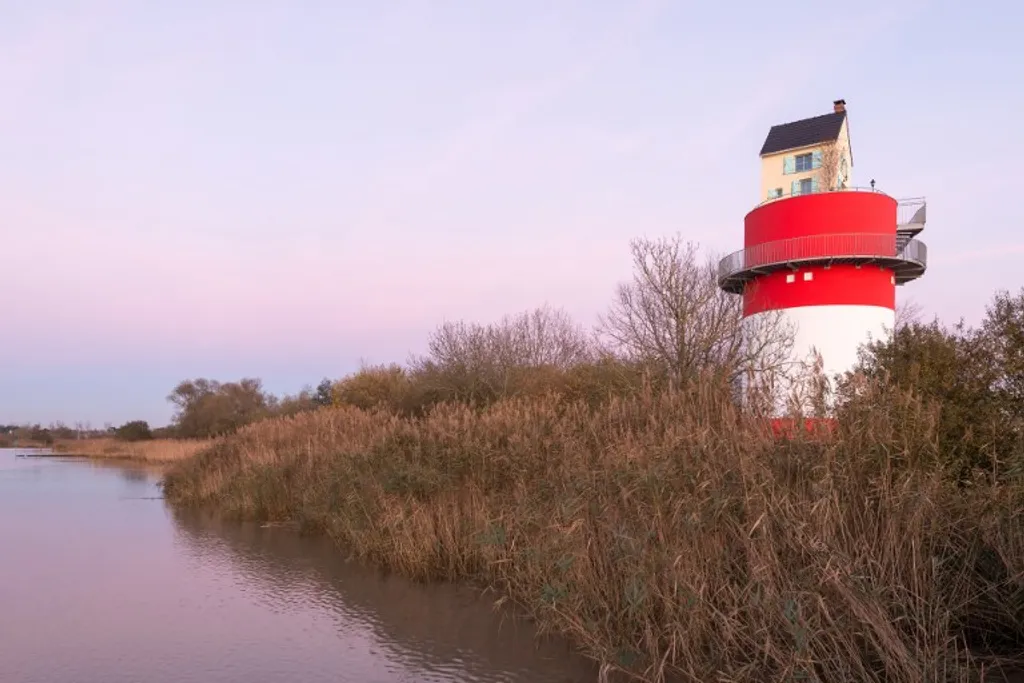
759, 111, 846, 156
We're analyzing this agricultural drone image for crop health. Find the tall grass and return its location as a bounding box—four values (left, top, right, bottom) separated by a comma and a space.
164, 380, 1024, 682
55, 437, 212, 463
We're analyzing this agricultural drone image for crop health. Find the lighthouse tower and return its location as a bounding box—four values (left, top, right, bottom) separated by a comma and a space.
718, 99, 928, 401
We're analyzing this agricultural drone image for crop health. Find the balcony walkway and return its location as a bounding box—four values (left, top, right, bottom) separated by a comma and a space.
718, 232, 928, 294
719, 193, 929, 294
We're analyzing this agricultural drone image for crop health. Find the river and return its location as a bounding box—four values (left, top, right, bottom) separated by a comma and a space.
0, 449, 599, 683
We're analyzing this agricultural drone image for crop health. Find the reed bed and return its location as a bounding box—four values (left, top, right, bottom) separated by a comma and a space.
164, 382, 1024, 682
55, 437, 212, 463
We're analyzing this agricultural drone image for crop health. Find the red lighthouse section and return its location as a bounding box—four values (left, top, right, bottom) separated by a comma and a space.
718, 191, 926, 316
744, 190, 897, 244
744, 265, 895, 317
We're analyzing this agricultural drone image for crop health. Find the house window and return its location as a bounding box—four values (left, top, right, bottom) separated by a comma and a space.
768, 187, 783, 199
795, 153, 814, 172
799, 178, 814, 194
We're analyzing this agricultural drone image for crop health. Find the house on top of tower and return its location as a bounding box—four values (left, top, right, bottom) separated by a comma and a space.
759, 100, 852, 202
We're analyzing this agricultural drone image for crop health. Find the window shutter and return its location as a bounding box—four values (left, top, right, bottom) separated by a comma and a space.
811, 178, 819, 193
812, 150, 823, 169
791, 179, 800, 195
783, 156, 795, 174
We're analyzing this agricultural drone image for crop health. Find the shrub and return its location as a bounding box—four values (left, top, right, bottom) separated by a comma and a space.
28, 425, 54, 445
332, 364, 413, 413
846, 290, 1024, 479
114, 420, 153, 442
167, 378, 272, 438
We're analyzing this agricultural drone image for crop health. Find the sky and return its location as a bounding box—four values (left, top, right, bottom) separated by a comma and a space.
2, 0, 1022, 427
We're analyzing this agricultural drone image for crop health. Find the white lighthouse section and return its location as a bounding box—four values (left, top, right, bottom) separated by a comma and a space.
784, 304, 894, 380
747, 304, 894, 409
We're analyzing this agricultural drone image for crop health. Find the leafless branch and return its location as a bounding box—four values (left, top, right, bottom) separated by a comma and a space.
895, 299, 924, 331
410, 305, 594, 403
597, 234, 796, 393
816, 143, 843, 191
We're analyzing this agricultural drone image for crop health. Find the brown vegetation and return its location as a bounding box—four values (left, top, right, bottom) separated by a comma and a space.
164, 377, 1024, 682
54, 437, 212, 463
165, 377, 333, 439
0, 424, 61, 447
0, 435, 50, 449
146, 233, 1024, 681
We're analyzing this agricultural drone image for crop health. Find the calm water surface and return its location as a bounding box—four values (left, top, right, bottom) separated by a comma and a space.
0, 449, 598, 683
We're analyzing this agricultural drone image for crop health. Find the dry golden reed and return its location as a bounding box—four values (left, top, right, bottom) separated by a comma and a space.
164, 380, 1024, 683
55, 437, 212, 463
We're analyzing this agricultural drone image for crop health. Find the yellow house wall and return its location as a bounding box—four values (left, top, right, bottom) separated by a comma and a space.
758, 117, 852, 202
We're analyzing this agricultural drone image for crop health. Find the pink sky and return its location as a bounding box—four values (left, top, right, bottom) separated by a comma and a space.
2, 1, 1022, 425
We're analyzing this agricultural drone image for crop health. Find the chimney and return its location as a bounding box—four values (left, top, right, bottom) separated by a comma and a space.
833, 99, 846, 114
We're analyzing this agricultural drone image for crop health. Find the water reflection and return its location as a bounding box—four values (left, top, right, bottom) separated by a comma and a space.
0, 450, 599, 683
170, 509, 599, 682
117, 467, 149, 483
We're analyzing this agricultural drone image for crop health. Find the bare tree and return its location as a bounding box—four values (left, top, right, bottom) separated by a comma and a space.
422, 305, 592, 371
895, 298, 924, 331
503, 305, 595, 368
597, 235, 795, 391
815, 142, 844, 191
410, 305, 594, 404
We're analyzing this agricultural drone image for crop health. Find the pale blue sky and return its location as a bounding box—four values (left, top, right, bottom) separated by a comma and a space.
2, 0, 1022, 427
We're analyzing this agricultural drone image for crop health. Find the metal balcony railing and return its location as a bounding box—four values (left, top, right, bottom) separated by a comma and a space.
897, 197, 926, 227
756, 189, 928, 231
897, 236, 928, 266
717, 232, 928, 292
758, 186, 885, 207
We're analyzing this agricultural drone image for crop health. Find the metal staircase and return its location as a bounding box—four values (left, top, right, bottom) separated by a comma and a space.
896, 198, 926, 252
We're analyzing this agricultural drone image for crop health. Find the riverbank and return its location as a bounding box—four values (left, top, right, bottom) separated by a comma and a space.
163, 382, 1024, 682
0, 437, 52, 449
53, 437, 212, 463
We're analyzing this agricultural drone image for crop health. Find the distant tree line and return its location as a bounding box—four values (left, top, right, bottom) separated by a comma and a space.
1, 380, 335, 445
0, 422, 109, 447
10, 233, 1022, 478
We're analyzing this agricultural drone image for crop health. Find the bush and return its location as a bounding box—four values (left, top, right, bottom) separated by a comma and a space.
167, 378, 272, 438
150, 425, 178, 439
846, 289, 1024, 479
332, 364, 413, 413
28, 425, 54, 445
114, 420, 153, 442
